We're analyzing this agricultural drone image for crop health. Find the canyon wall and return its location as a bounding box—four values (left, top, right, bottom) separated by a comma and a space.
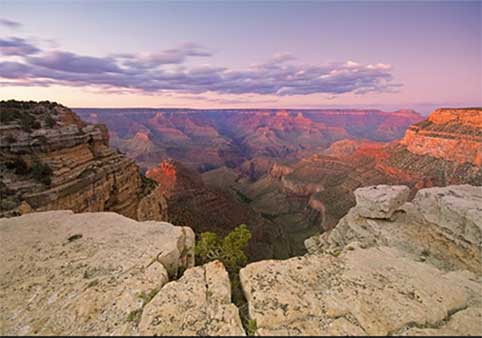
0, 101, 166, 220
75, 108, 422, 175
242, 108, 482, 235
400, 108, 482, 166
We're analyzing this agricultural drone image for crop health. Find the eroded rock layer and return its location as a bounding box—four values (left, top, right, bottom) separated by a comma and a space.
0, 101, 166, 220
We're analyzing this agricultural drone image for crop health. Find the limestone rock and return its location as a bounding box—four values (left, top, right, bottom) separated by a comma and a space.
139, 260, 245, 336
306, 185, 482, 273
413, 185, 482, 245
240, 246, 482, 336
0, 211, 194, 335
354, 185, 409, 219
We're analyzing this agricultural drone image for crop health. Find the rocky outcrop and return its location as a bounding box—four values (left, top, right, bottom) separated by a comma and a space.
0, 211, 195, 335
1, 185, 481, 336
306, 185, 482, 273
240, 185, 482, 336
139, 261, 245, 336
412, 185, 482, 246
353, 185, 409, 219
0, 101, 166, 220
240, 245, 481, 336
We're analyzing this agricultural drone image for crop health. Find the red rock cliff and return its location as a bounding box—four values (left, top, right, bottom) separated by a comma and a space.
401, 108, 482, 166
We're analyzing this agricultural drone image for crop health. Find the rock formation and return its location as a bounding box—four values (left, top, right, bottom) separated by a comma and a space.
0, 101, 166, 220
400, 108, 482, 166
139, 261, 245, 336
0, 211, 195, 335
240, 185, 482, 336
2, 184, 480, 336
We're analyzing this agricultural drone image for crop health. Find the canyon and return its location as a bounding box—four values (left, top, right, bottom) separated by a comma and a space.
228, 108, 482, 252
2, 103, 481, 260
74, 107, 425, 256
1, 101, 481, 336
75, 108, 422, 177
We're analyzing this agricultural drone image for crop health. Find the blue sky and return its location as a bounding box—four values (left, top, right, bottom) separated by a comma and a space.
0, 1, 480, 113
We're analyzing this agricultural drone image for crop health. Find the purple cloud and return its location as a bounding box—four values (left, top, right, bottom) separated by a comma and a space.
0, 18, 21, 29
0, 37, 40, 56
28, 51, 122, 74
0, 35, 401, 96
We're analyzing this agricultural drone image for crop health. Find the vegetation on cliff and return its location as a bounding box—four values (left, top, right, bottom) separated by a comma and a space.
195, 224, 253, 329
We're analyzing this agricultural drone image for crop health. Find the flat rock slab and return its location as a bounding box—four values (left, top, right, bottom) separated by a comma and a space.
0, 211, 194, 335
139, 260, 245, 336
354, 185, 409, 219
240, 245, 482, 336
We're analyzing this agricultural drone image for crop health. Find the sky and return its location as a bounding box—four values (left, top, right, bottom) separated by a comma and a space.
0, 1, 480, 114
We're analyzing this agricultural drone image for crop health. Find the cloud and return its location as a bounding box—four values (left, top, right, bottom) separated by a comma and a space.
28, 51, 122, 73
0, 35, 401, 97
114, 42, 211, 68
0, 18, 21, 29
0, 37, 40, 56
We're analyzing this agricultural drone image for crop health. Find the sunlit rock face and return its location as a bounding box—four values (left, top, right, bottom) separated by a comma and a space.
401, 108, 482, 166
0, 101, 166, 220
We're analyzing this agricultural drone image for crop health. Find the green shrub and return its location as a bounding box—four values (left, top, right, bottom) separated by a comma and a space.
195, 224, 252, 308
126, 308, 142, 325
0, 110, 21, 123
140, 173, 158, 196
195, 224, 251, 273
247, 319, 257, 336
31, 161, 53, 185
19, 113, 39, 131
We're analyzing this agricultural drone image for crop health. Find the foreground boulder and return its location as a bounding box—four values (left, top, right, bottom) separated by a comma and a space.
412, 185, 482, 245
0, 211, 194, 335
305, 185, 482, 273
139, 260, 245, 336
353, 184, 409, 219
240, 245, 481, 336
242, 185, 482, 336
